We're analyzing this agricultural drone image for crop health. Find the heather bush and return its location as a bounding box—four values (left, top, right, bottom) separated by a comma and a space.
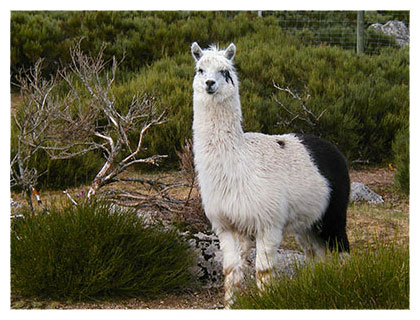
11, 11, 408, 79
11, 201, 196, 300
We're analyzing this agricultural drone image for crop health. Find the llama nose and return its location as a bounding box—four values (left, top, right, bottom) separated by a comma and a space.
206, 80, 215, 87
205, 80, 216, 93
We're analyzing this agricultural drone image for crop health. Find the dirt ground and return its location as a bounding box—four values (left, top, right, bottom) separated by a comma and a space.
10, 166, 408, 310
349, 166, 395, 187
11, 288, 225, 310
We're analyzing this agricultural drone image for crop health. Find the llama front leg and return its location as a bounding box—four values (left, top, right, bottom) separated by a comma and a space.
255, 229, 282, 290
218, 230, 246, 307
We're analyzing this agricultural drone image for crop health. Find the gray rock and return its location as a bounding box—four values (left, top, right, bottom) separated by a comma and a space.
188, 232, 224, 287
368, 20, 409, 47
188, 231, 305, 288
350, 182, 384, 204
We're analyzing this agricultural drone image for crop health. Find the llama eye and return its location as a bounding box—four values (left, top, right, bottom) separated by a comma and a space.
220, 70, 234, 86
197, 69, 204, 74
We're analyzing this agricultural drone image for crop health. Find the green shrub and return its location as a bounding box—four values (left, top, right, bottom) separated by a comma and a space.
235, 35, 409, 163
11, 11, 410, 180
119, 31, 408, 164
233, 243, 409, 309
393, 126, 409, 194
111, 53, 194, 166
11, 11, 408, 80
11, 201, 196, 300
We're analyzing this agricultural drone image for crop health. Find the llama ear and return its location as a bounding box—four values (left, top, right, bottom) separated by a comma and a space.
224, 43, 236, 61
191, 42, 203, 62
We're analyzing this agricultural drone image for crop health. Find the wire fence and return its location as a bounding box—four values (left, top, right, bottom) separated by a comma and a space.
261, 10, 410, 54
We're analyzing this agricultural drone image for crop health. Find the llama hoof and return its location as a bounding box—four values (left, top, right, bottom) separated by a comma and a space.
224, 292, 236, 309
256, 269, 274, 290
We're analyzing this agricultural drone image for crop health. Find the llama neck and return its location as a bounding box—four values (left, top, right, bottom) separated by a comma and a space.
193, 94, 244, 150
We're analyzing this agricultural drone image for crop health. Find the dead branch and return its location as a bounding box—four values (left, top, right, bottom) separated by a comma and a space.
11, 41, 167, 210
11, 59, 59, 212
47, 40, 167, 199
63, 190, 78, 206
176, 139, 197, 206
273, 81, 327, 130
105, 184, 208, 232
103, 142, 208, 232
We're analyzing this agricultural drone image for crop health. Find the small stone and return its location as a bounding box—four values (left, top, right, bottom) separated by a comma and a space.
350, 182, 384, 204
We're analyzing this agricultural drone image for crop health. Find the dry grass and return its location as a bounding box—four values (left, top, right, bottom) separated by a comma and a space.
348, 201, 409, 249
280, 200, 409, 252
12, 166, 409, 247
12, 167, 409, 250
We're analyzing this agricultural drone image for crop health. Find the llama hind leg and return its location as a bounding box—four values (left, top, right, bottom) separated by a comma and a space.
296, 230, 327, 261
238, 233, 252, 272
255, 228, 283, 289
218, 230, 247, 306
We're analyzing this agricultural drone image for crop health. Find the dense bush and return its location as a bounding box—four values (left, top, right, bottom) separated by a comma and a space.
233, 243, 409, 309
393, 125, 409, 194
11, 11, 408, 79
235, 35, 409, 163
11, 201, 196, 300
113, 32, 408, 164
11, 11, 410, 188
11, 11, 263, 79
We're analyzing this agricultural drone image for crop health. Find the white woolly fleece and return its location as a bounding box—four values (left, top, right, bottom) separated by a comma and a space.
192, 44, 330, 237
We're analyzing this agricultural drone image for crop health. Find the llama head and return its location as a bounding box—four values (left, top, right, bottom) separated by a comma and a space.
191, 42, 238, 100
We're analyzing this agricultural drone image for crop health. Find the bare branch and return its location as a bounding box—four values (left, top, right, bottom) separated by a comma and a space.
63, 190, 78, 206
12, 40, 167, 205
273, 80, 327, 130
11, 59, 60, 212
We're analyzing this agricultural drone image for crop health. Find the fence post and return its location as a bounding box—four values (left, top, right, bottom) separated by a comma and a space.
357, 11, 365, 54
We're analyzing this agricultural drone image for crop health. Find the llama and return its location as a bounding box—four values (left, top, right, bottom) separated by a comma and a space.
191, 42, 350, 306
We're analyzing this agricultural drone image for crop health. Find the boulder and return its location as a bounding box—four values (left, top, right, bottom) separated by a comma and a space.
368, 20, 409, 47
188, 231, 305, 288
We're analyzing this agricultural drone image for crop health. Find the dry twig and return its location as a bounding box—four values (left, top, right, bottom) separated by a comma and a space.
273, 81, 327, 130
11, 40, 167, 211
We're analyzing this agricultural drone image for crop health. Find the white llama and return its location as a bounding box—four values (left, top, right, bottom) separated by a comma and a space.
191, 42, 350, 306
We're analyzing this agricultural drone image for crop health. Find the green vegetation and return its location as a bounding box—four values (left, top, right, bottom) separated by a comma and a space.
233, 242, 409, 309
11, 11, 409, 192
11, 201, 196, 301
11, 11, 408, 76
393, 125, 410, 194
116, 34, 408, 166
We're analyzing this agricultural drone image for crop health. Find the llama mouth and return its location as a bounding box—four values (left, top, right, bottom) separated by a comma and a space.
206, 88, 217, 94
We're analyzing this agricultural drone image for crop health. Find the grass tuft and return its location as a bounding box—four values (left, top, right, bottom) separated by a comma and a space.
11, 201, 197, 301
233, 242, 409, 309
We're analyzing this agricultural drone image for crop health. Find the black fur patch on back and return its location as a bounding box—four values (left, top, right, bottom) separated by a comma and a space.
296, 134, 350, 252
277, 140, 285, 148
